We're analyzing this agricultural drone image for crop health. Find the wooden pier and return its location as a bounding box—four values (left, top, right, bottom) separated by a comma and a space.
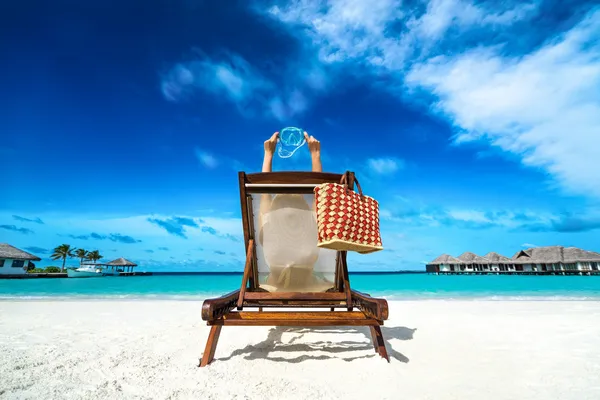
0, 272, 153, 279
118, 271, 152, 277
432, 270, 600, 276
0, 273, 68, 279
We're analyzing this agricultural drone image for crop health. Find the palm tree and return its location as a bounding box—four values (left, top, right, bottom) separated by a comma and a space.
86, 250, 103, 264
74, 248, 88, 266
51, 244, 74, 272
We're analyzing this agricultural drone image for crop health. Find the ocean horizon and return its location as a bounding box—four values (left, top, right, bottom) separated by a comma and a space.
2, 273, 599, 301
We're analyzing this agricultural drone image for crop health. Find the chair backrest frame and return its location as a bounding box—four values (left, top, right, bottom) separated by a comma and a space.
237, 171, 356, 297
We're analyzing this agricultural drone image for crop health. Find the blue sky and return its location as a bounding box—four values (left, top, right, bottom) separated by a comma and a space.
1, 0, 599, 271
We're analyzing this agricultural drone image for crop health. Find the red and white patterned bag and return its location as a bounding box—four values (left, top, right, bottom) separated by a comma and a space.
314, 173, 383, 254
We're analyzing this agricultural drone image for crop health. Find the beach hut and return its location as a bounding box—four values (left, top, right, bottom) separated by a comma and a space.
483, 252, 514, 272
0, 243, 42, 275
105, 257, 138, 274
427, 254, 462, 272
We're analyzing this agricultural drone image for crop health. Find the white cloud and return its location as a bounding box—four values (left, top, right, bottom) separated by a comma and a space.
193, 147, 250, 172
405, 11, 600, 198
161, 52, 272, 107
521, 243, 537, 248
408, 0, 538, 41
194, 148, 219, 168
367, 157, 404, 174
258, 1, 600, 199
446, 209, 490, 224
161, 50, 321, 122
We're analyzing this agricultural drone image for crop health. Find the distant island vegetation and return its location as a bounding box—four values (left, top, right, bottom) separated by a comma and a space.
26, 244, 104, 273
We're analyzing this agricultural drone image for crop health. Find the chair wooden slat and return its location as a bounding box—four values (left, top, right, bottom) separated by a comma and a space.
209, 311, 381, 326
243, 292, 346, 301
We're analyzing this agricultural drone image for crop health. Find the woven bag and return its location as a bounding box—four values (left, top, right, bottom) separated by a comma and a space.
314, 173, 383, 254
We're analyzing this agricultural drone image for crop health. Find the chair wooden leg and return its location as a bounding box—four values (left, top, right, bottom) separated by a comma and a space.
369, 326, 379, 353
258, 307, 263, 312
199, 325, 222, 367
370, 325, 390, 362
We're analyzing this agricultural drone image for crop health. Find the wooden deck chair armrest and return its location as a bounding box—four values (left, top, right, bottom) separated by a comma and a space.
351, 289, 389, 321
202, 290, 240, 321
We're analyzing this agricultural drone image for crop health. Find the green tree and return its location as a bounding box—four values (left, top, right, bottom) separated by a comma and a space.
51, 244, 74, 272
74, 248, 89, 266
86, 250, 103, 264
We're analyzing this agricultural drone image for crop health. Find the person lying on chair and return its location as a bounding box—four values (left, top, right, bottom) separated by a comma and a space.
258, 132, 332, 292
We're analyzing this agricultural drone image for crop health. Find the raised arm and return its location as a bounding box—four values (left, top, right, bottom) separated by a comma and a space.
304, 132, 322, 172
303, 132, 322, 213
259, 132, 279, 221
262, 132, 278, 174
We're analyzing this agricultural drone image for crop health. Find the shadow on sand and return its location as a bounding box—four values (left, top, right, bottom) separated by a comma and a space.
215, 325, 416, 364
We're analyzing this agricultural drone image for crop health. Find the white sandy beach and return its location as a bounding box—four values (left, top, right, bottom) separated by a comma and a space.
1, 300, 600, 400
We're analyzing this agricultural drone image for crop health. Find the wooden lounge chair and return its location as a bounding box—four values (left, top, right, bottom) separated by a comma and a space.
199, 171, 389, 367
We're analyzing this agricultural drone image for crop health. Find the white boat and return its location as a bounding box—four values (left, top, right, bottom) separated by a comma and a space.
67, 265, 112, 278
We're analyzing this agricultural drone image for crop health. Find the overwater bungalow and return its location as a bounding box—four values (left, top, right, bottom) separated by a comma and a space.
426, 246, 600, 275
511, 246, 600, 273
429, 254, 462, 272
483, 252, 514, 272
457, 252, 490, 272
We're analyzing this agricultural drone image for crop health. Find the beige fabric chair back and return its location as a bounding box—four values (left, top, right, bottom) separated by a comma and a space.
250, 193, 337, 292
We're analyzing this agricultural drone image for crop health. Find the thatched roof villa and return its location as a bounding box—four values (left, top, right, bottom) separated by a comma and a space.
0, 243, 41, 276
484, 252, 512, 264
429, 254, 462, 266
426, 246, 600, 274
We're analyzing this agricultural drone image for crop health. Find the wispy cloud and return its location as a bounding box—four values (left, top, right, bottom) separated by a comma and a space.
66, 232, 142, 243
193, 147, 246, 171
0, 225, 34, 234
521, 243, 537, 248
405, 11, 600, 199
366, 157, 404, 175
12, 215, 44, 224
381, 203, 600, 233
24, 246, 50, 254
161, 51, 274, 116
201, 225, 241, 242
108, 234, 142, 244
147, 216, 200, 238
257, 1, 600, 200
161, 48, 329, 121
67, 234, 91, 240
523, 214, 600, 233
194, 148, 219, 168
0, 211, 249, 269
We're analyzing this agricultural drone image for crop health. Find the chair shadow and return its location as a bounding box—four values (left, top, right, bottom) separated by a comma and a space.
215, 325, 416, 364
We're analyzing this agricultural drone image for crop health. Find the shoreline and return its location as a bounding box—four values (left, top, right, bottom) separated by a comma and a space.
3, 295, 600, 302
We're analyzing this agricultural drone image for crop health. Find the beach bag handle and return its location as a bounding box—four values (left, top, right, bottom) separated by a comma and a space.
340, 172, 364, 198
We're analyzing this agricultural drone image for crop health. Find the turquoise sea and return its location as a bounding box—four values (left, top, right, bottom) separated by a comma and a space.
1, 273, 599, 300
